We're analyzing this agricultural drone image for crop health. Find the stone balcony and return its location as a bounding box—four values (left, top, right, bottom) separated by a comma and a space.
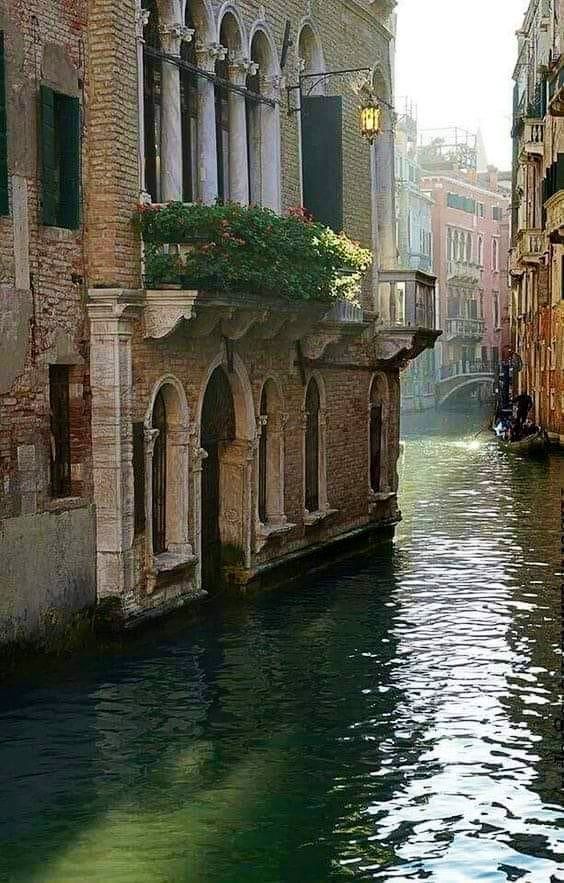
514, 228, 547, 265
375, 268, 441, 368
444, 317, 485, 342
546, 189, 564, 244
519, 118, 545, 159
446, 260, 482, 287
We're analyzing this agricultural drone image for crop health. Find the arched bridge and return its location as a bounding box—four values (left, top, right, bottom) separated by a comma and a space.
435, 362, 495, 406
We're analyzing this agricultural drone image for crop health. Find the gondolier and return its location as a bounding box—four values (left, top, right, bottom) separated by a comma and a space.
513, 391, 533, 429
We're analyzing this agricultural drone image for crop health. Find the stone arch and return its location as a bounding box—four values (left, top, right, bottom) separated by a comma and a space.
143, 375, 193, 587
246, 24, 281, 210
217, 4, 246, 56
297, 19, 325, 87
303, 371, 329, 518
368, 372, 390, 495
182, 0, 215, 43
256, 376, 287, 529
197, 351, 256, 587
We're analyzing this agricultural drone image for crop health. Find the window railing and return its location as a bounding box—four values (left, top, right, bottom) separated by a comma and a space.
444, 317, 485, 340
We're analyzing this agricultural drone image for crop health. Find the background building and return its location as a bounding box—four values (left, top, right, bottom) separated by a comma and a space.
419, 129, 511, 409
511, 0, 563, 444
395, 102, 436, 411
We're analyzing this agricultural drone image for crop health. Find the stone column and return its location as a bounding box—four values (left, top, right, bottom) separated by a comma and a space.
87, 289, 144, 599
135, 4, 150, 198
159, 23, 194, 202
318, 408, 330, 513
227, 58, 257, 206
143, 427, 159, 594
189, 427, 208, 593
196, 42, 226, 204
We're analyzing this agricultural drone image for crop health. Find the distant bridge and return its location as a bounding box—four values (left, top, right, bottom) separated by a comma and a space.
435, 362, 495, 407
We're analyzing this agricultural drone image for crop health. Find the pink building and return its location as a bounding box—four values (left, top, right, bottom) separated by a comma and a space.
421, 166, 511, 390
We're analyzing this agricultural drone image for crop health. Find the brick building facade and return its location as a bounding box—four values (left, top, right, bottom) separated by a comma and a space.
1, 0, 438, 638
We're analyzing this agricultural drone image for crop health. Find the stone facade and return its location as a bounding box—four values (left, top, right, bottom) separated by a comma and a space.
511, 0, 564, 444
0, 0, 96, 641
1, 0, 438, 634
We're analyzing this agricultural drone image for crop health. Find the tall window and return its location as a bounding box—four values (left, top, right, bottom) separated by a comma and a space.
453, 230, 459, 261
493, 292, 500, 328
152, 390, 167, 555
246, 52, 261, 205
305, 379, 320, 513
258, 387, 268, 523
493, 238, 499, 271
215, 55, 230, 202
143, 0, 162, 203
40, 86, 80, 228
49, 366, 71, 497
478, 235, 484, 266
180, 8, 198, 202
370, 397, 383, 494
466, 231, 472, 263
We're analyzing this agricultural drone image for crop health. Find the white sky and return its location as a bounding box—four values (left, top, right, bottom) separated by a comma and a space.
395, 0, 529, 170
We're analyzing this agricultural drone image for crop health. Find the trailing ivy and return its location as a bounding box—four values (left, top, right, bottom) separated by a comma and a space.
135, 202, 372, 304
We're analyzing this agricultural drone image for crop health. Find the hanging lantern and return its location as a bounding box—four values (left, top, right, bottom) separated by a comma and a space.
360, 100, 381, 142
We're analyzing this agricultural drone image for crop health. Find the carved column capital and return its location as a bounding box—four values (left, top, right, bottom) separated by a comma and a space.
144, 427, 160, 456
135, 6, 151, 41
229, 56, 259, 84
196, 41, 228, 71
262, 74, 284, 98
159, 23, 194, 56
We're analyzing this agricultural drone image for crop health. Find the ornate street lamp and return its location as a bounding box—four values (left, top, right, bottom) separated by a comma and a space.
359, 99, 381, 143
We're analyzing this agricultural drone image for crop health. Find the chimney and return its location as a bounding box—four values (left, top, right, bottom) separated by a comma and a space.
487, 165, 498, 191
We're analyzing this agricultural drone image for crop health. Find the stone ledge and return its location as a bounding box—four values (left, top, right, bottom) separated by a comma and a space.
304, 508, 339, 528
154, 551, 198, 575
44, 497, 91, 513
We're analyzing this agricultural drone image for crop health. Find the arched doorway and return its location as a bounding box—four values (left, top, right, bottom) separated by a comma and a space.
200, 366, 236, 589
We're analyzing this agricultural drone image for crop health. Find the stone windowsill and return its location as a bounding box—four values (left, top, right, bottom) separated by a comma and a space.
304, 508, 338, 528
41, 226, 79, 242
154, 551, 197, 575
44, 496, 90, 513
258, 521, 296, 541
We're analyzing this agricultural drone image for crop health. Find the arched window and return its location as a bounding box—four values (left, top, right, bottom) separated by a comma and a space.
370, 390, 382, 494
258, 387, 268, 523
305, 379, 320, 513
493, 238, 499, 271
478, 235, 484, 266
143, 0, 161, 203
453, 230, 459, 262
369, 375, 389, 496
246, 35, 263, 205
181, 6, 198, 202
215, 53, 230, 202
256, 380, 286, 531
466, 231, 472, 263
152, 390, 167, 554
447, 228, 453, 261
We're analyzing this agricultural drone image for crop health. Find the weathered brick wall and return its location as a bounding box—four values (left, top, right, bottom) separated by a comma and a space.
0, 0, 91, 520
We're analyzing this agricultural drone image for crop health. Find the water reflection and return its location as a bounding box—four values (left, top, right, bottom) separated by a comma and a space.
0, 408, 562, 881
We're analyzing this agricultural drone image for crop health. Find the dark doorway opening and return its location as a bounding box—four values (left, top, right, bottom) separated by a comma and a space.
200, 367, 236, 591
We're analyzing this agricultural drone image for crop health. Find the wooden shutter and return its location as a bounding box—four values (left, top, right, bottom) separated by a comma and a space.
59, 94, 81, 229
40, 85, 58, 226
0, 33, 8, 215
301, 96, 343, 232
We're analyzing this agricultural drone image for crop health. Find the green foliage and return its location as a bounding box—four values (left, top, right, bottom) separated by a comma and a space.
136, 202, 372, 304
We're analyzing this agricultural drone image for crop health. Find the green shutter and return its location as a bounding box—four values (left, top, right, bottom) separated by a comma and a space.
301, 96, 343, 232
0, 33, 8, 215
59, 95, 81, 229
40, 85, 58, 226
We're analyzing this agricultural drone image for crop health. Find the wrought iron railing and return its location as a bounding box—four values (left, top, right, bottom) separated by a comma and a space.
438, 361, 493, 380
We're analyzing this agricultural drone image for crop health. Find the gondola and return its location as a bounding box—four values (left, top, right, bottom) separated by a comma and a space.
497, 429, 548, 455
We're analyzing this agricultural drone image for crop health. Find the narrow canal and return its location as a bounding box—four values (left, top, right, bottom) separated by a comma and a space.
1, 409, 563, 882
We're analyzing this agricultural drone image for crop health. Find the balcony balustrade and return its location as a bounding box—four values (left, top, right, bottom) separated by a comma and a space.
515, 228, 547, 265
438, 360, 493, 381
444, 317, 485, 342
446, 260, 482, 286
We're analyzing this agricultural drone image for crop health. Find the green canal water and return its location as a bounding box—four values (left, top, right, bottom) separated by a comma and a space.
1, 409, 563, 882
